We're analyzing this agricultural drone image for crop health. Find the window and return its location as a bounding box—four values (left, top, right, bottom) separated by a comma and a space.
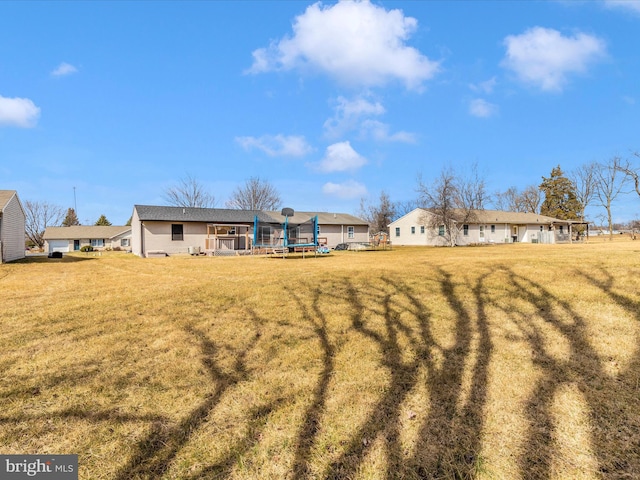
559, 225, 564, 234
420, 225, 425, 234
463, 225, 469, 236
395, 227, 400, 237
91, 239, 104, 248
411, 226, 416, 234
491, 225, 495, 233
438, 225, 445, 236
171, 224, 184, 241
121, 238, 130, 247
347, 226, 355, 239
479, 225, 484, 238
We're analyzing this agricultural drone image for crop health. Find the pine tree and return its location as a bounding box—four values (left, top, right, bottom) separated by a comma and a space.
94, 214, 112, 226
62, 208, 81, 226
539, 166, 583, 220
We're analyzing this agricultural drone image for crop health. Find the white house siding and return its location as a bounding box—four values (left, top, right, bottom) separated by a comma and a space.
389, 208, 562, 247
390, 209, 434, 246
0, 192, 26, 263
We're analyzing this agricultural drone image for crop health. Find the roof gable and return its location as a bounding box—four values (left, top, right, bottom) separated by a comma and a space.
390, 207, 578, 226
43, 225, 131, 240
0, 190, 17, 211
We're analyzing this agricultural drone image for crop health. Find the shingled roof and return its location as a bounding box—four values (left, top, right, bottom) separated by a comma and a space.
43, 226, 131, 240
134, 205, 368, 225
0, 190, 18, 211
134, 205, 276, 223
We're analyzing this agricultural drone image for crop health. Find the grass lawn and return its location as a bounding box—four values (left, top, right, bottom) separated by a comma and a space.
1, 241, 639, 479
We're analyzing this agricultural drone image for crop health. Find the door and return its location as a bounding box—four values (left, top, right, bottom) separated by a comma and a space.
74, 240, 80, 251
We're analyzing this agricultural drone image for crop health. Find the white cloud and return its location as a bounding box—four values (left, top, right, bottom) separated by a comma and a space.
51, 62, 78, 77
322, 180, 367, 199
247, 0, 440, 90
469, 98, 498, 118
315, 141, 367, 173
324, 95, 385, 137
469, 77, 497, 94
501, 27, 607, 92
0, 95, 40, 128
360, 119, 417, 143
324, 95, 415, 142
235, 134, 313, 157
604, 0, 640, 14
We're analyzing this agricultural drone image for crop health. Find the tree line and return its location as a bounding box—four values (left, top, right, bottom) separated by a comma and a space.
358, 153, 640, 244
24, 154, 640, 249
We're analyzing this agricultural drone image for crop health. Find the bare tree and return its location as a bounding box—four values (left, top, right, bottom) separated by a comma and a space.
395, 199, 419, 217
457, 162, 488, 210
614, 153, 640, 198
358, 191, 397, 234
570, 162, 597, 220
520, 185, 542, 214
416, 165, 485, 247
570, 162, 597, 238
494, 186, 525, 212
594, 157, 630, 241
225, 176, 281, 210
164, 174, 216, 208
24, 200, 65, 248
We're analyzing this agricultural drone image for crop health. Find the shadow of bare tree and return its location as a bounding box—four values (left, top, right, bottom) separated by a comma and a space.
113, 313, 264, 480
488, 266, 640, 479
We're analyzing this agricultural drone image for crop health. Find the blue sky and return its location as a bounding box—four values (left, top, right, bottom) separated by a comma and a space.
1, 0, 639, 225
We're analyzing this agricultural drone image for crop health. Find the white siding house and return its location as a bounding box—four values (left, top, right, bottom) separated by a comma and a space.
43, 226, 132, 253
389, 208, 578, 246
0, 190, 26, 263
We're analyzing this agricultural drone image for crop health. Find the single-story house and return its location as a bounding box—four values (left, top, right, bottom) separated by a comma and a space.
131, 205, 369, 257
0, 190, 26, 263
389, 208, 581, 246
43, 226, 132, 253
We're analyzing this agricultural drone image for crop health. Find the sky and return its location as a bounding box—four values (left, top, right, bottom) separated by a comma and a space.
1, 0, 640, 226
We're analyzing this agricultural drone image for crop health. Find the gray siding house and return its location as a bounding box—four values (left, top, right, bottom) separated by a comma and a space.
131, 205, 369, 257
0, 190, 26, 263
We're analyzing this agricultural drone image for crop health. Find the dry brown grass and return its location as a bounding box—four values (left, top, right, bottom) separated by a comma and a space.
1, 241, 639, 479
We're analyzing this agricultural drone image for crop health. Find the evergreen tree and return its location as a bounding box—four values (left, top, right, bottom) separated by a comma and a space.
539, 166, 583, 220
94, 214, 112, 226
125, 215, 132, 226
62, 208, 81, 226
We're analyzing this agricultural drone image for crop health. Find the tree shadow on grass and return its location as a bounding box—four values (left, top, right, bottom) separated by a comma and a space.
490, 266, 640, 479
318, 269, 493, 479
113, 312, 264, 480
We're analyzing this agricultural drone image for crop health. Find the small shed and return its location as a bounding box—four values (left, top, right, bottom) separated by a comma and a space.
0, 190, 26, 263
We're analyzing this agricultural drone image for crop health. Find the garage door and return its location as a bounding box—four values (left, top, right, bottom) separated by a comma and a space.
48, 240, 69, 253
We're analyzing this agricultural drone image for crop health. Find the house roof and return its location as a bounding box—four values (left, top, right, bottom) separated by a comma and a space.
265, 210, 369, 226
43, 225, 131, 240
0, 190, 17, 211
134, 205, 368, 226
470, 209, 580, 225
391, 208, 580, 226
134, 205, 274, 223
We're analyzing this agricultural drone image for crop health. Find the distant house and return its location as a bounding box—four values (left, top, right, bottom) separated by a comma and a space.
389, 208, 580, 246
0, 190, 26, 263
43, 226, 132, 253
131, 205, 369, 257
